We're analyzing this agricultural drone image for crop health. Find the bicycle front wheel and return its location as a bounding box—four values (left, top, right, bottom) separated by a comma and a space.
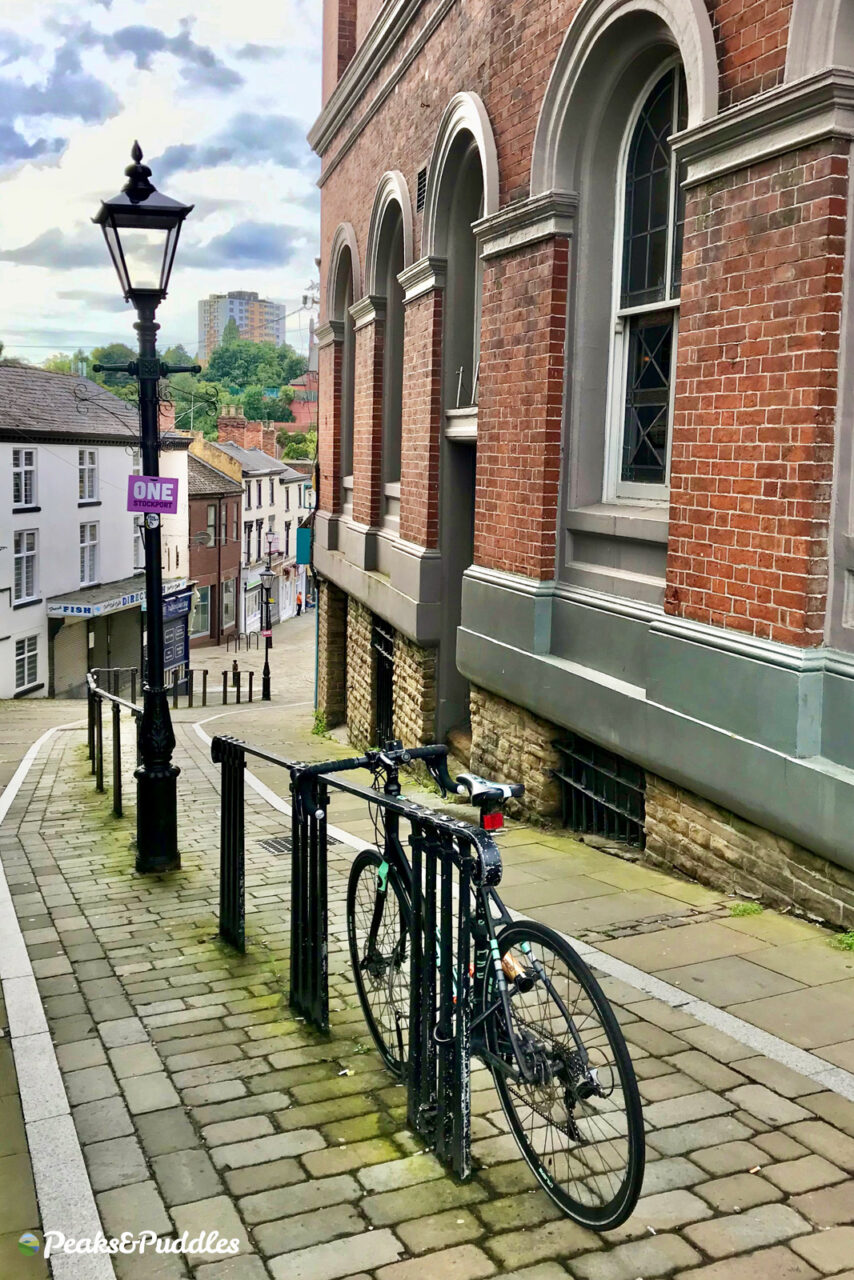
347, 849, 411, 1077
483, 921, 644, 1229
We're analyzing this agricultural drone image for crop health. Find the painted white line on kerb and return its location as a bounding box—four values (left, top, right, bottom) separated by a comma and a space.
195, 711, 854, 1103
193, 713, 373, 852
0, 720, 115, 1279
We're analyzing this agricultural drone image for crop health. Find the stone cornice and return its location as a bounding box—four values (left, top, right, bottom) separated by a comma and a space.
309, 0, 455, 164
349, 295, 387, 331
315, 320, 344, 349
673, 68, 854, 187
398, 256, 447, 303
474, 192, 579, 260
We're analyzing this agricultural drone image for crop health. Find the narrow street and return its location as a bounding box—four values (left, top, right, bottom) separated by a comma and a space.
0, 612, 852, 1278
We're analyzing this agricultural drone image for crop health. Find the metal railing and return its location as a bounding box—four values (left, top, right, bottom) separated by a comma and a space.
210, 733, 499, 1182
226, 631, 261, 652
86, 674, 142, 819
90, 667, 138, 702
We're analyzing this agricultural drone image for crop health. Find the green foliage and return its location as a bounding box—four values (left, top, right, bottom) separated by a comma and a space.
201, 338, 307, 393
729, 901, 763, 917
241, 384, 294, 423
312, 710, 327, 737
166, 372, 224, 438
90, 341, 136, 387
162, 343, 195, 368
0, 340, 28, 366
279, 429, 316, 460
221, 317, 241, 345
831, 930, 854, 951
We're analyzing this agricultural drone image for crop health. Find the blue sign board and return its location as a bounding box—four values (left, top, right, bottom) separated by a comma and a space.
296, 527, 311, 566
163, 590, 192, 621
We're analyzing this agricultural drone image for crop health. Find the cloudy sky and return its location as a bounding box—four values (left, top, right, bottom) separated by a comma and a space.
0, 0, 321, 361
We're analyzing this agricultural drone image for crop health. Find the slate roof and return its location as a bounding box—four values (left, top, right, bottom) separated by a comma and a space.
0, 365, 139, 443
187, 454, 244, 497
216, 441, 303, 481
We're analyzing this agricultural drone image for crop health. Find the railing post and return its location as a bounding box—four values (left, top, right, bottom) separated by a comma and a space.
248, 671, 254, 703
88, 683, 96, 770
112, 669, 120, 696
236, 671, 241, 704
222, 671, 228, 705
131, 670, 137, 705
172, 668, 179, 708
202, 669, 208, 707
188, 669, 194, 709
213, 737, 245, 952
112, 700, 122, 818
95, 695, 104, 793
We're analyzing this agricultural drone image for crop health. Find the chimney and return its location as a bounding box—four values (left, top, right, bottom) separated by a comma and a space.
158, 400, 176, 435
243, 420, 264, 450
262, 424, 278, 457
216, 408, 249, 447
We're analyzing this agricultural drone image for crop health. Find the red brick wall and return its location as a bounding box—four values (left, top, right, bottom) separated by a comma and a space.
216, 415, 250, 447
323, 0, 358, 103
708, 0, 794, 110
666, 143, 848, 646
399, 290, 443, 547
188, 494, 242, 642
474, 239, 569, 580
352, 319, 385, 527
318, 340, 343, 513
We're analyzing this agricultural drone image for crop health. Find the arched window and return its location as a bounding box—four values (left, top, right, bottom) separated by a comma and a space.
443, 136, 484, 410
376, 203, 405, 503
332, 247, 356, 510
607, 65, 686, 499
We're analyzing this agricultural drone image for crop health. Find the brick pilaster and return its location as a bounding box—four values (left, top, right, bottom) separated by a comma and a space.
317, 323, 344, 515
400, 285, 444, 548
351, 298, 386, 529
474, 236, 569, 579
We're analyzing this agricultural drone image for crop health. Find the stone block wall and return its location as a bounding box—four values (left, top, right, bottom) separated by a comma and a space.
469, 685, 562, 818
317, 580, 348, 727
393, 633, 437, 745
646, 775, 854, 930
346, 596, 374, 748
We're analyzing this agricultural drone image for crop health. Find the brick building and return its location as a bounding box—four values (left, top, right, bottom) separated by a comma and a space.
186, 454, 244, 648
311, 0, 854, 924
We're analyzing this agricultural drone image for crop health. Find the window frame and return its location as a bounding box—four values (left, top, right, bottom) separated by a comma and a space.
206, 503, 217, 547
222, 578, 236, 628
12, 448, 36, 508
79, 521, 99, 587
13, 529, 38, 603
192, 585, 210, 638
603, 58, 684, 505
15, 634, 38, 691
78, 448, 98, 502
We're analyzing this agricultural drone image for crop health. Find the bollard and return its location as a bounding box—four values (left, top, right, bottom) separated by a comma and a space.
222, 671, 228, 705
248, 671, 254, 703
232, 658, 239, 687
202, 669, 208, 707
236, 670, 241, 704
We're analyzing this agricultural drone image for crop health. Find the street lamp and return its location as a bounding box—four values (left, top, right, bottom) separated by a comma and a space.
93, 143, 197, 874
260, 562, 275, 702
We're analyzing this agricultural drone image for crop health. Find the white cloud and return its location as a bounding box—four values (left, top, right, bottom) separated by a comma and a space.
0, 0, 321, 360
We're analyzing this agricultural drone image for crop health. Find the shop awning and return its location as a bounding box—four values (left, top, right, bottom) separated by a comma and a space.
46, 576, 190, 621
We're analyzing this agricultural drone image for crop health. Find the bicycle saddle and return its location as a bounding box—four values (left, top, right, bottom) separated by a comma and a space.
456, 772, 525, 803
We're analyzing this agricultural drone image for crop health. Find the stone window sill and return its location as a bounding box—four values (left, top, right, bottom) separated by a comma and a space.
13, 597, 43, 610
566, 503, 669, 544
14, 682, 44, 698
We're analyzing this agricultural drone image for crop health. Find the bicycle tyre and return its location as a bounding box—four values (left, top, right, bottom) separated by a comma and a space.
347, 849, 412, 1077
483, 920, 644, 1229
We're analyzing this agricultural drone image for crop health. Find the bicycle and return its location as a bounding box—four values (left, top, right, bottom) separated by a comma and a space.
301, 740, 645, 1229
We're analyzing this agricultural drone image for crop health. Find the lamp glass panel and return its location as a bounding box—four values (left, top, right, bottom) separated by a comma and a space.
110, 222, 171, 294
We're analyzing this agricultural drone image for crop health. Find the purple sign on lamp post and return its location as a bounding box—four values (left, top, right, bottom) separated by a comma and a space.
127, 475, 179, 515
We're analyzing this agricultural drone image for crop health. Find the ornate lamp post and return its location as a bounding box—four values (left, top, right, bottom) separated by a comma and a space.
93, 143, 197, 873
260, 560, 275, 703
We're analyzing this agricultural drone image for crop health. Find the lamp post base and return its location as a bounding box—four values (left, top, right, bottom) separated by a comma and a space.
134, 763, 182, 873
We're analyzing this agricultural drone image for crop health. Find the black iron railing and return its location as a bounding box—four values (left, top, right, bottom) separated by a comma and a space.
86, 674, 142, 819
210, 734, 496, 1181
226, 631, 261, 652
90, 667, 139, 702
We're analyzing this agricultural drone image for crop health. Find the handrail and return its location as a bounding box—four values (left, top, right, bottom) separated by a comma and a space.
87, 673, 142, 718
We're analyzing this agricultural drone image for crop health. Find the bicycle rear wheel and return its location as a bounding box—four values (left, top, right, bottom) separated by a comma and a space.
483, 920, 644, 1229
347, 849, 411, 1076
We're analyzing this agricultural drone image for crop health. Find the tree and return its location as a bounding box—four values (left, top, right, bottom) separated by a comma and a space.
200, 337, 308, 393
241, 384, 294, 423
90, 342, 136, 387
221, 317, 241, 346
0, 340, 27, 366
279, 429, 316, 460
162, 343, 195, 368
166, 373, 224, 438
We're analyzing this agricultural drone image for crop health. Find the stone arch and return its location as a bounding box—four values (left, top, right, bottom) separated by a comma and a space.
530, 0, 718, 196
364, 171, 413, 296
422, 92, 499, 258
326, 222, 361, 318
786, 0, 854, 82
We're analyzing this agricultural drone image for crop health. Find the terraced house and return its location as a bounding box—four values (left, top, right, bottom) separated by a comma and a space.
311, 0, 854, 928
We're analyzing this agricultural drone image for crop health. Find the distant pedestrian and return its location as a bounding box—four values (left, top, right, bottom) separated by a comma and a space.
296, 591, 303, 616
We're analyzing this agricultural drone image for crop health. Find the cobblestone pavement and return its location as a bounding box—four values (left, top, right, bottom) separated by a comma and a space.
1, 701, 853, 1280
